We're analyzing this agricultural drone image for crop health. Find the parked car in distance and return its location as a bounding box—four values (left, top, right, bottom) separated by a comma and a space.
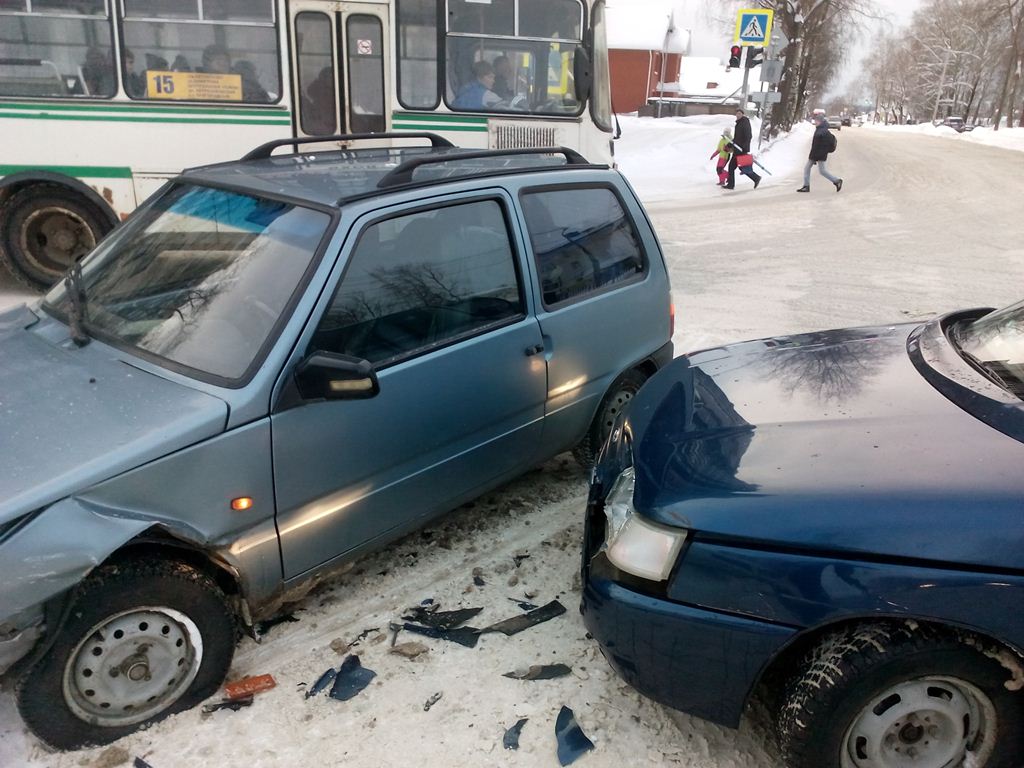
827, 115, 843, 130
942, 116, 974, 133
0, 134, 674, 749
582, 300, 1024, 768
840, 115, 852, 126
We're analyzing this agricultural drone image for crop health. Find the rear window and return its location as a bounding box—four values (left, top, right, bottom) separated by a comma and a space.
520, 186, 645, 307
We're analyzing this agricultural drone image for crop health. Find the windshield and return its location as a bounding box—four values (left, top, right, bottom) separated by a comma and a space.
44, 184, 331, 382
953, 301, 1024, 398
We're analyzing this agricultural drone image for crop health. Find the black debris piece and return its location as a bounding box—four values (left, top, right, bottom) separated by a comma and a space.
503, 664, 572, 681
329, 655, 376, 701
508, 597, 539, 611
503, 718, 528, 750
305, 667, 337, 699
402, 622, 481, 648
255, 613, 299, 636
473, 575, 486, 587
555, 705, 595, 766
402, 606, 483, 631
349, 627, 380, 647
201, 694, 254, 714
513, 554, 531, 568
423, 691, 443, 711
420, 598, 435, 606
134, 759, 155, 768
483, 600, 566, 636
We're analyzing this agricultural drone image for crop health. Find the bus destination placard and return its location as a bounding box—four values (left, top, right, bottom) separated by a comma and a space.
147, 71, 243, 101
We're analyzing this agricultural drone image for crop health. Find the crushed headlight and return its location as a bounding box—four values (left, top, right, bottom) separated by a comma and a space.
602, 467, 687, 582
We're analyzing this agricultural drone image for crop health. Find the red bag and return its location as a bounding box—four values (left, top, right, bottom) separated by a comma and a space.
735, 154, 754, 168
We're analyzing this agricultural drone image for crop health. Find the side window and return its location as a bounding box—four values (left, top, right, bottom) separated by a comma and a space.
295, 12, 337, 135
397, 0, 438, 109
345, 15, 385, 133
312, 200, 524, 366
521, 186, 645, 307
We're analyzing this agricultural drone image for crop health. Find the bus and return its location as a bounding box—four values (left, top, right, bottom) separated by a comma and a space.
0, 0, 614, 287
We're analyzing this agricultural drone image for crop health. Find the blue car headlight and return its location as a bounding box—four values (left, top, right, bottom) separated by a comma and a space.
602, 467, 687, 582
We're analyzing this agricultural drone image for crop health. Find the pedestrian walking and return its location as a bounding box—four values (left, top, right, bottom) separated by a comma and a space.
710, 129, 732, 186
798, 114, 843, 193
725, 108, 761, 190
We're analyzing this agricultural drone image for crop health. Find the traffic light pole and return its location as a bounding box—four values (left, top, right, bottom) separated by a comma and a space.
740, 48, 751, 108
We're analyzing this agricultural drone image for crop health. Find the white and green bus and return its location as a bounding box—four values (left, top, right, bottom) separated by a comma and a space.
0, 0, 613, 287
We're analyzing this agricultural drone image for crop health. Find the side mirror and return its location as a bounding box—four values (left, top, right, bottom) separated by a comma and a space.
294, 352, 379, 400
573, 47, 593, 103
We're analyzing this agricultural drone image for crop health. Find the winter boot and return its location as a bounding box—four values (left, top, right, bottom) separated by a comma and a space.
835, 179, 843, 192
796, 186, 810, 193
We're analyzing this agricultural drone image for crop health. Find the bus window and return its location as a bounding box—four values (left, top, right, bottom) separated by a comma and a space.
295, 12, 337, 136
397, 0, 438, 110
121, 0, 279, 103
0, 0, 115, 98
444, 0, 583, 117
346, 15, 385, 134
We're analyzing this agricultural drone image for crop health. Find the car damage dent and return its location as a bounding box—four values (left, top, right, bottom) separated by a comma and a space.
0, 497, 150, 621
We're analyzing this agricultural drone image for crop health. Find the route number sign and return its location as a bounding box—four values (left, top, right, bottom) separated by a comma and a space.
148, 71, 243, 101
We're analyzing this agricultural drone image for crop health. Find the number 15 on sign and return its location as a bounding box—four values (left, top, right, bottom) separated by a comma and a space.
734, 8, 773, 46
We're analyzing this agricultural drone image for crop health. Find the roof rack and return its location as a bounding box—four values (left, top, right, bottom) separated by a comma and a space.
377, 146, 592, 188
242, 132, 455, 161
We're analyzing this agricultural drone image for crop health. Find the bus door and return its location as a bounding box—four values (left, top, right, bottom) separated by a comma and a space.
290, 2, 389, 142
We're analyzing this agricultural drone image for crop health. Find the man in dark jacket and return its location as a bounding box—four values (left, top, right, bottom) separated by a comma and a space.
798, 114, 843, 192
725, 108, 761, 189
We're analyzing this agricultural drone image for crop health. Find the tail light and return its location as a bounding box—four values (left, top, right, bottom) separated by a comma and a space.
669, 301, 675, 338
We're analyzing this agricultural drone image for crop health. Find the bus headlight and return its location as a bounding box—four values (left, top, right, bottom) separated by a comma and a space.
602, 467, 687, 582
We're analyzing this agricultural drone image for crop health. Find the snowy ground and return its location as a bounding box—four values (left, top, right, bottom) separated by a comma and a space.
3, 120, 1024, 768
864, 120, 1024, 154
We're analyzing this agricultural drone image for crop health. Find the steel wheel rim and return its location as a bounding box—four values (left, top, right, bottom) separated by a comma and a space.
62, 607, 204, 727
599, 388, 635, 442
19, 207, 96, 276
840, 676, 997, 768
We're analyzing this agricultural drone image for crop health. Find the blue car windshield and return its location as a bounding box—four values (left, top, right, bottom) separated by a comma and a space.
954, 300, 1024, 399
43, 184, 330, 382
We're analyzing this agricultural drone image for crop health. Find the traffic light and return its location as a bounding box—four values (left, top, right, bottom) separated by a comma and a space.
746, 47, 764, 69
728, 45, 742, 69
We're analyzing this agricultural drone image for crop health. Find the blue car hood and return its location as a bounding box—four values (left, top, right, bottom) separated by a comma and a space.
0, 306, 229, 524
627, 321, 1024, 570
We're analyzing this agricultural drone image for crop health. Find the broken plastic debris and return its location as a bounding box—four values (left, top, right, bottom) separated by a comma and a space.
134, 758, 155, 768
473, 575, 486, 587
484, 600, 566, 636
555, 706, 595, 766
329, 655, 376, 701
202, 694, 254, 714
224, 674, 276, 700
423, 691, 443, 711
513, 553, 530, 568
402, 622, 481, 648
305, 667, 337, 699
255, 612, 299, 636
503, 717, 529, 750
503, 664, 572, 681
402, 605, 482, 630
508, 597, 539, 611
390, 641, 430, 659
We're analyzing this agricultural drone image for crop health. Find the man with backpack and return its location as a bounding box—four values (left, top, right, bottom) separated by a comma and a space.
797, 114, 843, 193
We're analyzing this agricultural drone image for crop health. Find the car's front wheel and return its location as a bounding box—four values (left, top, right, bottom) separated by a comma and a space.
778, 622, 1024, 768
17, 559, 236, 750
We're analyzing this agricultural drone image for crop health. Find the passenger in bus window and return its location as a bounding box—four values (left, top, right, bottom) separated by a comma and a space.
452, 60, 501, 110
492, 56, 514, 100
172, 55, 193, 72
124, 50, 146, 98
201, 45, 232, 75
81, 46, 115, 97
302, 67, 337, 135
234, 60, 270, 102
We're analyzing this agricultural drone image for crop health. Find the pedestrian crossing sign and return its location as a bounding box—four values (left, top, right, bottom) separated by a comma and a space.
734, 8, 773, 46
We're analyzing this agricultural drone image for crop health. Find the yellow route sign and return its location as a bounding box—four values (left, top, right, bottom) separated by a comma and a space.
734, 8, 774, 47
146, 70, 243, 101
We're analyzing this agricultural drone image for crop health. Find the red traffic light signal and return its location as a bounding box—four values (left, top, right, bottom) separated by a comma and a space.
728, 45, 742, 69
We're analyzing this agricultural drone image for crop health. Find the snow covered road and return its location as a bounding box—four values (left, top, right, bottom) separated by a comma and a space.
2, 123, 1024, 768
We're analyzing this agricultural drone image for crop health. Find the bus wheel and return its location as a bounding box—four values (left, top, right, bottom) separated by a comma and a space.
0, 185, 111, 289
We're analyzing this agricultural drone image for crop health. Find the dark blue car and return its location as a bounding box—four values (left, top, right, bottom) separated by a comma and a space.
582, 301, 1024, 768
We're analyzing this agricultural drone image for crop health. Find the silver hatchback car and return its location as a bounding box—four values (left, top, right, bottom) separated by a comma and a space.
0, 135, 673, 748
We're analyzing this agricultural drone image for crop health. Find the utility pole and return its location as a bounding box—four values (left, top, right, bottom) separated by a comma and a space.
740, 48, 751, 107
932, 49, 951, 123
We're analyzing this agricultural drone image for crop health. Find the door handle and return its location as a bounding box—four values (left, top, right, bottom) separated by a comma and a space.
525, 343, 544, 356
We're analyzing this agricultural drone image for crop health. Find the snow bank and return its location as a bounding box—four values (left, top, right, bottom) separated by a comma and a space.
614, 114, 811, 203
865, 122, 1024, 153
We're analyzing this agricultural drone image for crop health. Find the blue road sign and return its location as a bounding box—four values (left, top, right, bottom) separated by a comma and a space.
734, 9, 773, 46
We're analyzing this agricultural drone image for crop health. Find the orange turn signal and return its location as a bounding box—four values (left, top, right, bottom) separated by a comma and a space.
231, 497, 254, 511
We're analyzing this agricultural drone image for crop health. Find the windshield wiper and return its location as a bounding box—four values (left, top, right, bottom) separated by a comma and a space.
64, 263, 90, 347
956, 344, 1024, 401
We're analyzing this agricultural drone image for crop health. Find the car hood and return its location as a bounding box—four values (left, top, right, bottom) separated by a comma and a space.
627, 320, 1024, 570
0, 305, 229, 524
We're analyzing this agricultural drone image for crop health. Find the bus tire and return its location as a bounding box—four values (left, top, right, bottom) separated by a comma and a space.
0, 184, 112, 289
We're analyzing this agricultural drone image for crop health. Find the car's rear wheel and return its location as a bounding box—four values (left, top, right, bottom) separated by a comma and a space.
17, 559, 236, 750
573, 368, 648, 467
778, 622, 1024, 768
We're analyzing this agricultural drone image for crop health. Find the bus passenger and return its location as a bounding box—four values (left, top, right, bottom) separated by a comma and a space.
124, 49, 146, 98
452, 61, 501, 110
492, 56, 514, 100
81, 46, 114, 96
201, 45, 232, 74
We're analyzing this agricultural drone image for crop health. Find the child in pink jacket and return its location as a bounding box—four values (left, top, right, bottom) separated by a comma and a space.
710, 128, 733, 186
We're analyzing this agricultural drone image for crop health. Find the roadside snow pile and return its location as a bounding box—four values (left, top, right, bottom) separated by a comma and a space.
615, 114, 810, 203
865, 122, 1024, 153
